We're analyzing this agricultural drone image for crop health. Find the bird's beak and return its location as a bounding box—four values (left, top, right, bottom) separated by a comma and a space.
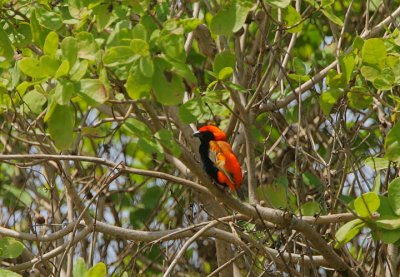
192, 131, 201, 137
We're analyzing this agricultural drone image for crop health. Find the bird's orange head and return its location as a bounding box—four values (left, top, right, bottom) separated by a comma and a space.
193, 125, 227, 141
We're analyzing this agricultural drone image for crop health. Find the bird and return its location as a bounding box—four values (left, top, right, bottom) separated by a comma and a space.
193, 125, 243, 196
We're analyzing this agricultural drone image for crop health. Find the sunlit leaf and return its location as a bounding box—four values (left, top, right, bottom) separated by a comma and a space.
19, 57, 47, 78
335, 219, 365, 247
79, 79, 109, 106
0, 237, 24, 259
73, 257, 87, 277
364, 157, 390, 171
210, 1, 253, 35
362, 38, 387, 65
86, 262, 106, 277
23, 89, 47, 114
354, 192, 380, 217
43, 31, 59, 57
0, 269, 22, 277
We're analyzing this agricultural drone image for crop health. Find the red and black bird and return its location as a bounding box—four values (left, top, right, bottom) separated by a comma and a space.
193, 125, 243, 195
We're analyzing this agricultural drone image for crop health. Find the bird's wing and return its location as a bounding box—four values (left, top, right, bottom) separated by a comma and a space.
209, 141, 237, 187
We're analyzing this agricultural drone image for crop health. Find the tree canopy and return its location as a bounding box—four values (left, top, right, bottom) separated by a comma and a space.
1, 0, 400, 276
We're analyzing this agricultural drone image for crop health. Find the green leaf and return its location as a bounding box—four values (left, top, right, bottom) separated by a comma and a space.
130, 207, 152, 228
35, 7, 63, 30
70, 60, 88, 81
93, 4, 116, 31
362, 38, 387, 65
377, 196, 397, 221
372, 67, 395, 90
130, 39, 149, 56
265, 0, 290, 8
287, 74, 310, 82
321, 7, 343, 26
19, 57, 47, 78
142, 186, 163, 209
388, 178, 400, 216
123, 118, 151, 137
364, 157, 390, 171
376, 228, 400, 244
302, 172, 321, 187
55, 80, 74, 105
55, 59, 70, 78
160, 34, 185, 61
30, 9, 46, 47
354, 192, 380, 217
372, 174, 381, 194
321, 0, 335, 7
303, 0, 318, 8
361, 65, 380, 82
218, 67, 233, 80
319, 89, 342, 116
0, 28, 14, 63
292, 57, 307, 75
352, 36, 364, 51
165, 58, 197, 83
299, 201, 321, 216
335, 219, 365, 247
340, 53, 355, 83
385, 121, 400, 161
180, 18, 203, 33
132, 23, 147, 40
139, 56, 154, 78
257, 184, 289, 209
152, 61, 185, 105
86, 262, 106, 277
376, 218, 400, 230
373, 77, 393, 90
13, 22, 32, 48
79, 79, 109, 106
47, 104, 74, 150
210, 1, 252, 36
0, 269, 22, 277
62, 37, 78, 66
43, 31, 59, 57
213, 51, 236, 76
40, 55, 60, 77
137, 137, 163, 156
327, 70, 346, 88
179, 103, 198, 124
23, 89, 47, 114
103, 46, 138, 67
3, 184, 33, 206
0, 237, 24, 259
73, 257, 87, 277
155, 129, 181, 157
283, 5, 303, 33
347, 89, 372, 110
126, 64, 152, 100
76, 32, 98, 60
16, 81, 32, 95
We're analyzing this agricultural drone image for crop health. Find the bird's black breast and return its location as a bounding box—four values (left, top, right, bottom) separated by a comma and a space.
199, 142, 219, 182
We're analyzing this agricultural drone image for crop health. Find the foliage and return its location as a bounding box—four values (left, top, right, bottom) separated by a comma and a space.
0, 0, 400, 276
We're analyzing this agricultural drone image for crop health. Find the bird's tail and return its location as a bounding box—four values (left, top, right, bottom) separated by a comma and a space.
236, 187, 246, 200
236, 171, 248, 201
